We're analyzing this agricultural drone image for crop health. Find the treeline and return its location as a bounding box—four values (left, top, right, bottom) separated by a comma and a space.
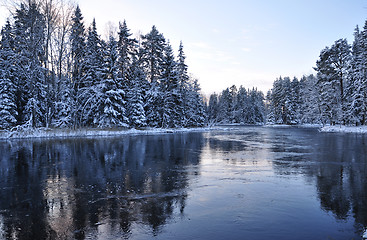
267, 21, 367, 126
266, 75, 320, 125
207, 86, 265, 124
0, 0, 206, 130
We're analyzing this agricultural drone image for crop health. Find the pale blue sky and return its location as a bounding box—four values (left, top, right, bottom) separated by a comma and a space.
1, 0, 367, 94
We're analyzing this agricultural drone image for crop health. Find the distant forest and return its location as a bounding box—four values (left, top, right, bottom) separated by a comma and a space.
1, 1, 367, 129
0, 1, 205, 129
208, 21, 367, 126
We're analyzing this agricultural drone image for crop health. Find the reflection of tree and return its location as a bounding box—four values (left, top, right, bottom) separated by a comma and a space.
209, 128, 367, 233
0, 132, 203, 239
312, 134, 367, 227
271, 131, 367, 229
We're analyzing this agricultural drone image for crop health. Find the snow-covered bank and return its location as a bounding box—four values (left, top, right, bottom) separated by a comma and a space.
265, 124, 322, 128
0, 127, 222, 140
320, 125, 367, 133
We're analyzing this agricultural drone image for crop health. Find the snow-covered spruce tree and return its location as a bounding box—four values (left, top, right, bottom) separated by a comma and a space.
78, 19, 103, 127
69, 5, 85, 127
270, 77, 285, 124
289, 77, 301, 124
207, 93, 219, 124
251, 88, 266, 124
299, 75, 321, 124
265, 90, 275, 124
228, 85, 237, 123
13, 2, 47, 128
0, 21, 18, 129
176, 41, 190, 126
117, 20, 137, 90
127, 54, 147, 128
217, 88, 231, 123
97, 35, 129, 128
160, 42, 181, 128
53, 75, 73, 128
234, 86, 248, 123
141, 26, 166, 127
347, 24, 367, 125
184, 77, 206, 127
267, 77, 296, 124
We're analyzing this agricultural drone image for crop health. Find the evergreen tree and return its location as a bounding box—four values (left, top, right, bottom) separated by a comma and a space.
299, 75, 321, 124
97, 36, 129, 128
70, 5, 85, 127
53, 75, 73, 127
141, 26, 166, 127
127, 55, 147, 128
315, 40, 351, 125
117, 20, 136, 90
176, 41, 190, 125
217, 88, 231, 123
0, 21, 18, 129
160, 42, 180, 128
13, 2, 47, 128
208, 93, 219, 124
185, 77, 206, 127
348, 24, 367, 125
229, 85, 237, 123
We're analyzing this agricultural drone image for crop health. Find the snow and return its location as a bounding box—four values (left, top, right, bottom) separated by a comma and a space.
0, 127, 223, 140
319, 125, 367, 133
363, 229, 367, 239
265, 124, 322, 128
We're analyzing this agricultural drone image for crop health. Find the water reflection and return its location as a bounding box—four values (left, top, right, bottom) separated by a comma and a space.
208, 127, 367, 237
313, 133, 367, 227
0, 133, 203, 239
1, 127, 367, 239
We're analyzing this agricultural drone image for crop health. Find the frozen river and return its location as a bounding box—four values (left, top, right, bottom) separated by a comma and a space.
0, 126, 366, 239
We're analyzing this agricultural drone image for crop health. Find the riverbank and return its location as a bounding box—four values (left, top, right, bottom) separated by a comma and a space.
319, 125, 367, 133
0, 127, 220, 140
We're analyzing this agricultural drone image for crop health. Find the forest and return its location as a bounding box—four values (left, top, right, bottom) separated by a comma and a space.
207, 22, 367, 126
1, 1, 367, 129
265, 27, 367, 126
0, 1, 206, 130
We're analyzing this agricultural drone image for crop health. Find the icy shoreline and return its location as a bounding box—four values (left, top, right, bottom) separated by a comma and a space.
2, 124, 366, 140
0, 127, 223, 140
319, 125, 367, 133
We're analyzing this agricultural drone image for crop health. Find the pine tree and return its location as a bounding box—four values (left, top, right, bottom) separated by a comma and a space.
315, 40, 351, 125
13, 2, 47, 128
217, 88, 231, 123
78, 19, 103, 126
235, 86, 248, 123
299, 75, 321, 124
289, 77, 300, 124
97, 35, 129, 128
176, 41, 189, 126
160, 42, 180, 128
53, 75, 73, 128
70, 5, 85, 90
185, 77, 206, 127
348, 24, 367, 125
70, 5, 85, 127
208, 93, 219, 124
117, 20, 136, 90
141, 26, 166, 127
127, 55, 147, 128
0, 21, 18, 129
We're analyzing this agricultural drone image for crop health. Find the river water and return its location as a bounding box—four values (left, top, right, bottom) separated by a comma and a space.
0, 126, 366, 240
